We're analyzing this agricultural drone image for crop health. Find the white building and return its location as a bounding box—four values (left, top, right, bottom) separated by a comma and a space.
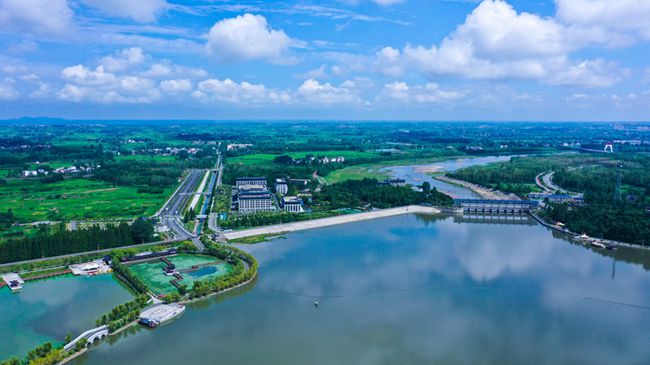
238, 187, 274, 213
236, 177, 267, 189
282, 196, 303, 213
275, 178, 288, 195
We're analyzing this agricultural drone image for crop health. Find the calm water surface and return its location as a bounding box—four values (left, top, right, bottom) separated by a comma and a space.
71, 214, 650, 365
384, 155, 515, 198
0, 274, 133, 360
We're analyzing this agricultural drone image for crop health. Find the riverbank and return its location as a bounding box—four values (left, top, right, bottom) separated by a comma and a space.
223, 205, 441, 240
432, 175, 517, 200
529, 212, 650, 251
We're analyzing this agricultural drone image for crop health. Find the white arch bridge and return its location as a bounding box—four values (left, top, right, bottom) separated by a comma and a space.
63, 325, 109, 352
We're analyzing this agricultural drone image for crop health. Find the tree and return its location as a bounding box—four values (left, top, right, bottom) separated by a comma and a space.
131, 218, 154, 243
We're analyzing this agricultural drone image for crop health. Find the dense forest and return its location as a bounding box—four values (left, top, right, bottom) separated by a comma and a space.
313, 178, 453, 210
449, 154, 650, 244
0, 218, 155, 263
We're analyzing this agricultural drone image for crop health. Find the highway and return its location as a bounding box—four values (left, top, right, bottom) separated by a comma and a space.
157, 169, 206, 250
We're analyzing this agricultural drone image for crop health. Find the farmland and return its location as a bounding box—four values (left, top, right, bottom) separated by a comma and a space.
0, 178, 172, 223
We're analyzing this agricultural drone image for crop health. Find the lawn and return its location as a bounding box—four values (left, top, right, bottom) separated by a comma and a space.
0, 177, 173, 222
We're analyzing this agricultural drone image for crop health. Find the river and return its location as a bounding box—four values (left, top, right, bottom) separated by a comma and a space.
383, 155, 515, 198
68, 214, 650, 365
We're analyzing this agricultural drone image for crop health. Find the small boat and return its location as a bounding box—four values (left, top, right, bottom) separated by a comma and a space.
590, 240, 606, 249
313, 301, 319, 307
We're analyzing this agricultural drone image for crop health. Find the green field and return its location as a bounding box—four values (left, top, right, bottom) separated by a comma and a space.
228, 150, 381, 166
0, 177, 172, 222
324, 164, 391, 183
127, 254, 234, 295
227, 154, 277, 166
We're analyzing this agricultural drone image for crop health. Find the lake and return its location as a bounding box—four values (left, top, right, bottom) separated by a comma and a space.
70, 214, 650, 365
0, 274, 133, 360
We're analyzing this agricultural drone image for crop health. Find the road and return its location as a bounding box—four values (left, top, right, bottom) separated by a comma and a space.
539, 171, 567, 193
207, 151, 226, 241
157, 169, 206, 249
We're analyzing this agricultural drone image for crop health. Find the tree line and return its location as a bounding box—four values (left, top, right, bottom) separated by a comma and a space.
314, 178, 453, 210
0, 218, 155, 264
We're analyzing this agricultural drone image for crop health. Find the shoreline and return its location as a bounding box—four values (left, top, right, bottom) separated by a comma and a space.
432, 175, 516, 200
223, 205, 441, 240
529, 212, 650, 251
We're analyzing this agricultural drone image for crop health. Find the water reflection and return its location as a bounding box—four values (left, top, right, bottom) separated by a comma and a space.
71, 214, 650, 365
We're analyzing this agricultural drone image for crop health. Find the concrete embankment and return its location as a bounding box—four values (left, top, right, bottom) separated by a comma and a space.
224, 205, 440, 240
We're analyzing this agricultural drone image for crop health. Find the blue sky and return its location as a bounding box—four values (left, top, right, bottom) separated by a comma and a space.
0, 0, 649, 121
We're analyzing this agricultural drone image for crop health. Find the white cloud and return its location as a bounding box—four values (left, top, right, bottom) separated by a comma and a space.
160, 79, 192, 93
30, 82, 52, 98
375, 47, 403, 77
297, 79, 361, 105
192, 78, 290, 104
546, 59, 627, 88
378, 82, 463, 103
81, 0, 169, 23
0, 0, 73, 36
56, 47, 213, 104
374, 0, 629, 87
372, 0, 405, 6
0, 82, 18, 100
555, 0, 650, 45
99, 47, 146, 72
205, 14, 296, 63
61, 65, 117, 86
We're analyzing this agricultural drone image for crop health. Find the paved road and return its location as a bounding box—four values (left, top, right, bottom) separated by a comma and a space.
154, 169, 209, 252
541, 171, 567, 193
158, 169, 204, 219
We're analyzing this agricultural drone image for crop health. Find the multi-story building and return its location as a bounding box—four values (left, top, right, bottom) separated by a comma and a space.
282, 196, 303, 213
275, 178, 288, 195
235, 177, 267, 189
237, 187, 274, 213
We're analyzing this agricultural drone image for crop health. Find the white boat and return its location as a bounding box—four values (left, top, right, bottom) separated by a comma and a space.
590, 240, 607, 249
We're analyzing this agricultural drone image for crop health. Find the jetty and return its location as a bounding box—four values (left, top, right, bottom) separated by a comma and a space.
1, 273, 25, 292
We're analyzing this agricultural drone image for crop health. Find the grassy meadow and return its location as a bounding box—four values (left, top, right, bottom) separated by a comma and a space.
0, 177, 172, 222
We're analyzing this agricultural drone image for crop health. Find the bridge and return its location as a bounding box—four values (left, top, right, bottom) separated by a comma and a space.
63, 325, 109, 351
454, 199, 539, 214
